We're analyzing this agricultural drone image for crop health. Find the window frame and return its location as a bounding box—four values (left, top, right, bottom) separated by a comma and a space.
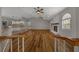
62, 13, 71, 29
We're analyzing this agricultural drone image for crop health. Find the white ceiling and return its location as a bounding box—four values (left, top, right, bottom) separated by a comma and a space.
1, 7, 66, 20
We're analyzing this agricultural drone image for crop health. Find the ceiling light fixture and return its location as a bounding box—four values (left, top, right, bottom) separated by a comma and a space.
34, 7, 44, 15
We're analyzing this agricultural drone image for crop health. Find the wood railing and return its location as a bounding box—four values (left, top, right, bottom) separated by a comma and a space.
54, 35, 74, 52
0, 31, 79, 52
0, 35, 29, 52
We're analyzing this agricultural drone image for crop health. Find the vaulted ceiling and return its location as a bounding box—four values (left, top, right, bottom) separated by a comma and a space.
1, 7, 66, 20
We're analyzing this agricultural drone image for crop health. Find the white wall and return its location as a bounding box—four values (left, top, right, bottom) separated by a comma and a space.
51, 16, 60, 23
29, 18, 50, 29
51, 7, 77, 38
59, 7, 77, 38
75, 8, 79, 38
50, 15, 60, 33
0, 8, 2, 35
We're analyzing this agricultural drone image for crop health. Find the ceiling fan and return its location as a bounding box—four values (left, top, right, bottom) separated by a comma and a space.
34, 7, 44, 14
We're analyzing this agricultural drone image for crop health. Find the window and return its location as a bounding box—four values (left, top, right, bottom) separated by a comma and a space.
54, 26, 58, 32
62, 13, 71, 29
27, 21, 31, 26
2, 21, 8, 28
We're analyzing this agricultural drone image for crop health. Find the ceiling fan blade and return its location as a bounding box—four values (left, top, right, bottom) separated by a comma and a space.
40, 9, 43, 11
34, 8, 37, 10
37, 7, 40, 9
41, 11, 44, 13
34, 7, 44, 14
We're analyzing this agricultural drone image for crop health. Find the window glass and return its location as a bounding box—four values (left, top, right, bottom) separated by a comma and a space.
62, 13, 71, 29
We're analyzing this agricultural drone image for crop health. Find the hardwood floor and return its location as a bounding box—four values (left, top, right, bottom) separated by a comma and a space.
12, 29, 55, 52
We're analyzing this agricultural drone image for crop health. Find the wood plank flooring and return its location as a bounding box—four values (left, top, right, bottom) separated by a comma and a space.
12, 29, 55, 52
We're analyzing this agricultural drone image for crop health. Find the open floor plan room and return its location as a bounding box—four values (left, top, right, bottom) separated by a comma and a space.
0, 7, 79, 52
